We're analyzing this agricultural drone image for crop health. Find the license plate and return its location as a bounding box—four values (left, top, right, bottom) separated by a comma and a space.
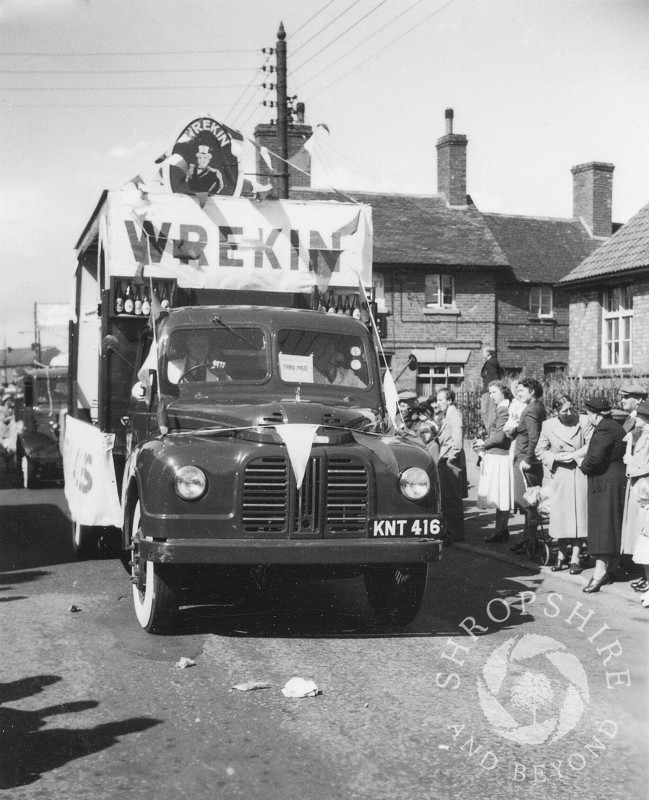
370, 518, 445, 537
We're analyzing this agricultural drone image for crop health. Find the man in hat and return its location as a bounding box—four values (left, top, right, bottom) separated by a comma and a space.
578, 395, 627, 593
620, 383, 648, 437
479, 345, 504, 429
185, 144, 223, 194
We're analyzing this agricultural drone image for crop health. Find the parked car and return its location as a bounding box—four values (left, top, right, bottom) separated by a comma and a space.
13, 366, 67, 488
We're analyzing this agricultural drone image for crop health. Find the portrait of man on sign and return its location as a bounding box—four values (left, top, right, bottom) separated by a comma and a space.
169, 117, 244, 198
185, 144, 223, 195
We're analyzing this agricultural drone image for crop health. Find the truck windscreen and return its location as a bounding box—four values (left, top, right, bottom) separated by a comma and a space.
166, 327, 268, 384
277, 329, 370, 389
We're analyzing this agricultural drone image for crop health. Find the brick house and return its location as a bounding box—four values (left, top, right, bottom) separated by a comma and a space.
255, 109, 610, 395
560, 200, 649, 378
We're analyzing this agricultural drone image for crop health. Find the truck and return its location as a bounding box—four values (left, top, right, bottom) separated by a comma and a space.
65, 176, 444, 633
13, 365, 67, 488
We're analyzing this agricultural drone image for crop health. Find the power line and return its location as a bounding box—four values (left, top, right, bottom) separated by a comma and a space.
0, 48, 259, 57
296, 0, 427, 89
0, 66, 255, 74
305, 0, 455, 102
290, 0, 362, 58
0, 102, 248, 109
293, 0, 389, 75
0, 83, 250, 91
289, 0, 338, 39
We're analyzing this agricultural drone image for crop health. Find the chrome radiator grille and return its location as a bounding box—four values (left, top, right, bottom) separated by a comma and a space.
241, 455, 369, 536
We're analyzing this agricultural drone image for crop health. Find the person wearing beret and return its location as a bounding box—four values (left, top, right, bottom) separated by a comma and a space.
620, 383, 649, 438
577, 395, 627, 593
621, 399, 649, 595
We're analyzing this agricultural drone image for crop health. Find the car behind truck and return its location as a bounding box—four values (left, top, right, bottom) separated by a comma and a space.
65, 188, 444, 633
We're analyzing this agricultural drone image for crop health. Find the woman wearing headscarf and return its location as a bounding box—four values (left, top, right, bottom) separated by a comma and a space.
535, 394, 593, 572
474, 380, 513, 542
577, 396, 627, 593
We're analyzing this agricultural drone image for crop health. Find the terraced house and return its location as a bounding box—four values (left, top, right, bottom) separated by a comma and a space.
256, 109, 614, 395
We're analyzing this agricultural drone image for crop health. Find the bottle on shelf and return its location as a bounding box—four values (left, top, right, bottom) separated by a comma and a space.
114, 282, 125, 314
343, 295, 352, 316
141, 285, 151, 316
335, 295, 344, 314
351, 294, 362, 320
326, 291, 336, 313
161, 283, 171, 310
123, 283, 134, 314
133, 285, 143, 315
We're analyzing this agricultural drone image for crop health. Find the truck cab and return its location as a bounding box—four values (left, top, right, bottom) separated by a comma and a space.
120, 306, 443, 631
13, 366, 67, 488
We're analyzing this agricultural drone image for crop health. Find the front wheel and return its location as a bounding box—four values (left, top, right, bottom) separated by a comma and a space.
130, 500, 179, 633
364, 563, 429, 627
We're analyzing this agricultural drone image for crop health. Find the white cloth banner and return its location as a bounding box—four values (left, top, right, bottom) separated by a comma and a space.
103, 192, 372, 292
63, 416, 122, 527
275, 424, 319, 490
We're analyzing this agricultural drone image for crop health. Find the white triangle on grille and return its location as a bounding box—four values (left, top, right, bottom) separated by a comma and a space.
275, 424, 319, 490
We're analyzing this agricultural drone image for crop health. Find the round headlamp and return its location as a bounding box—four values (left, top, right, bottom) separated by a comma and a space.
399, 467, 430, 500
174, 465, 207, 501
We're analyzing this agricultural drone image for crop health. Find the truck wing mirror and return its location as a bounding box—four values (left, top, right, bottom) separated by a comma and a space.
394, 354, 418, 382
102, 335, 136, 371
131, 382, 148, 401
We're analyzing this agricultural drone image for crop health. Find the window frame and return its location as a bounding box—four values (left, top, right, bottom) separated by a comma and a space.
529, 285, 554, 318
425, 273, 456, 309
601, 285, 633, 368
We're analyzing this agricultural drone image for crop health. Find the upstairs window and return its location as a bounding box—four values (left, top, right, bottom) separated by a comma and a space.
602, 285, 632, 367
425, 274, 455, 308
529, 285, 553, 317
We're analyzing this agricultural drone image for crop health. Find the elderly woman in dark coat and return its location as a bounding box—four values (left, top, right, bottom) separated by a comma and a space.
577, 395, 627, 593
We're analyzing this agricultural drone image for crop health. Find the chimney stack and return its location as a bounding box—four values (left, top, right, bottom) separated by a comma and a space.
437, 108, 467, 206
571, 161, 614, 238
254, 103, 313, 196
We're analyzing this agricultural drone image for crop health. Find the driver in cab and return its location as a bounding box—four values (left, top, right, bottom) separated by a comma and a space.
167, 330, 231, 384
315, 351, 366, 388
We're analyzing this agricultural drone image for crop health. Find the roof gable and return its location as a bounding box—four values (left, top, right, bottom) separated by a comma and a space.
561, 200, 649, 284
292, 188, 508, 268
482, 213, 601, 283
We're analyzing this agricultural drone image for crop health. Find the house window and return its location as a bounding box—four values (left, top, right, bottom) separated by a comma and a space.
416, 363, 464, 396
529, 285, 553, 317
602, 285, 633, 367
425, 274, 455, 308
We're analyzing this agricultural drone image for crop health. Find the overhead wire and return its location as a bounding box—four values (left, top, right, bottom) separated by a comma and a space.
292, 0, 390, 75
0, 48, 258, 57
304, 0, 455, 102
294, 0, 427, 89
290, 0, 362, 58
0, 66, 255, 74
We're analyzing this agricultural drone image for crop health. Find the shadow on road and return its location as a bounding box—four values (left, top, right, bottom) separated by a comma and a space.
0, 674, 161, 790
0, 503, 73, 571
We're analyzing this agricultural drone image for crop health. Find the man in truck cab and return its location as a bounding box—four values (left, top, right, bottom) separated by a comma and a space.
167, 329, 230, 384
315, 350, 367, 389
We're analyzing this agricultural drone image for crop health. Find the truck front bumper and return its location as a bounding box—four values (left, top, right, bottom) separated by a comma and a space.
138, 537, 443, 565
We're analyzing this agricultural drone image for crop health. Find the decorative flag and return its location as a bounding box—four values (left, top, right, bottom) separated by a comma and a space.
383, 369, 399, 429
275, 424, 319, 490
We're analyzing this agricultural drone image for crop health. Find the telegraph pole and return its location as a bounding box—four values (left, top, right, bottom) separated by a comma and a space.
276, 22, 289, 199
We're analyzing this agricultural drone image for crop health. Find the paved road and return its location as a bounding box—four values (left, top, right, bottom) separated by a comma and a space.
1, 467, 648, 800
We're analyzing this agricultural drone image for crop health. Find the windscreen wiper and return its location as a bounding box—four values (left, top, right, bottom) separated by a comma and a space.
211, 315, 262, 350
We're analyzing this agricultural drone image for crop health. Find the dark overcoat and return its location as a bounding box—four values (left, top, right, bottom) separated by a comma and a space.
579, 416, 627, 554
512, 398, 547, 506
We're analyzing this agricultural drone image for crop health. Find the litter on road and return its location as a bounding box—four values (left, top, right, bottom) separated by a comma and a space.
281, 677, 320, 698
175, 657, 197, 669
231, 681, 272, 692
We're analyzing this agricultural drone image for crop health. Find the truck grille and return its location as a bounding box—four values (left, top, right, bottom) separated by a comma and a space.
241, 455, 369, 536
241, 457, 289, 533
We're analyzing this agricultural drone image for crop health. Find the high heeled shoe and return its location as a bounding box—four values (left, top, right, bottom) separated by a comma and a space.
569, 563, 583, 575
484, 530, 509, 543
583, 573, 612, 593
551, 561, 565, 572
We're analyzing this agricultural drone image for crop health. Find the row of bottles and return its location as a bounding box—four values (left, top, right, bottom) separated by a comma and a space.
114, 281, 173, 316
311, 288, 370, 322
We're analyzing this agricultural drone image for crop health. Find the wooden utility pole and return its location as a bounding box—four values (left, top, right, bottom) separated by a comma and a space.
276, 22, 289, 199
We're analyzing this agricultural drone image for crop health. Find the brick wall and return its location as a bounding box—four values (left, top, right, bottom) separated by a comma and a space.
496, 282, 570, 377
380, 266, 496, 389
568, 275, 649, 378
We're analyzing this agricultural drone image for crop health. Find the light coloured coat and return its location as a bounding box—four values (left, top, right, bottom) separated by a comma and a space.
621, 426, 649, 554
535, 414, 592, 540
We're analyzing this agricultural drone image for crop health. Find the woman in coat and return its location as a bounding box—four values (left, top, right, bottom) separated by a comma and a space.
622, 400, 649, 594
435, 387, 466, 542
578, 395, 627, 593
535, 394, 592, 573
475, 380, 513, 542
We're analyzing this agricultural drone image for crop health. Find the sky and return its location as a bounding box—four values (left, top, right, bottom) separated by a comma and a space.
1, 0, 648, 351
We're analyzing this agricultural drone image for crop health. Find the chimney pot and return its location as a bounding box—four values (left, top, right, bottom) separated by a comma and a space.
445, 108, 454, 134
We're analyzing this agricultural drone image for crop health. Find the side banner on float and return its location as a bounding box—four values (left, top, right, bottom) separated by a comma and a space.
105, 194, 373, 292
63, 416, 122, 527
